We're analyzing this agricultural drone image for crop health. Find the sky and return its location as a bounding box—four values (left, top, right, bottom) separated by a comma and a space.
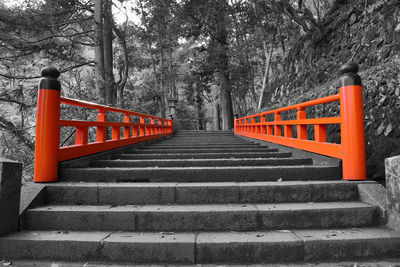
113, 0, 141, 25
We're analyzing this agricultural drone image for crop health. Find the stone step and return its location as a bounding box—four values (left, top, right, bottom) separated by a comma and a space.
174, 131, 233, 135
89, 158, 313, 168
23, 202, 377, 232
1, 228, 399, 264
6, 259, 400, 267
129, 148, 275, 154
196, 227, 400, 263
153, 141, 255, 145
154, 138, 252, 143
112, 151, 290, 160
161, 137, 241, 141
170, 133, 235, 136
142, 144, 265, 149
175, 130, 233, 133
60, 165, 340, 182
45, 181, 361, 205
157, 140, 245, 144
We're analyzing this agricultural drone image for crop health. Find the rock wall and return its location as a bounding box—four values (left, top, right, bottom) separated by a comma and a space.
265, 0, 400, 181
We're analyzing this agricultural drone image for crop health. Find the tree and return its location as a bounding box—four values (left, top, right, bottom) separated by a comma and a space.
136, 0, 180, 118
179, 0, 234, 130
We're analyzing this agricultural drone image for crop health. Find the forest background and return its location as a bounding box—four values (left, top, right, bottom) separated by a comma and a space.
0, 0, 399, 183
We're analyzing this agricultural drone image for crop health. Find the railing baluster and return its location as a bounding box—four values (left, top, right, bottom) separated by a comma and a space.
260, 116, 266, 134
274, 112, 282, 136
267, 124, 273, 136
132, 117, 139, 137
297, 108, 307, 140
75, 126, 88, 145
284, 125, 293, 138
314, 124, 326, 142
145, 118, 150, 136
96, 111, 107, 142
150, 118, 155, 135
140, 117, 145, 136
112, 126, 120, 140
168, 119, 172, 133
124, 114, 131, 138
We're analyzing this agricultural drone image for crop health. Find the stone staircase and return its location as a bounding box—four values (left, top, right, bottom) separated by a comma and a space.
1, 130, 400, 265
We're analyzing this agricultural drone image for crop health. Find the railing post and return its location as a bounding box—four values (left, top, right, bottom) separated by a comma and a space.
34, 66, 61, 183
340, 63, 366, 180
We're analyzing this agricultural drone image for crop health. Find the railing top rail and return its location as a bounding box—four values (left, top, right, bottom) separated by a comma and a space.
238, 94, 340, 120
60, 97, 170, 121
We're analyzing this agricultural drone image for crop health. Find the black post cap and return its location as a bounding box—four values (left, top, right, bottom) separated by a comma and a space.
41, 66, 60, 79
339, 62, 361, 86
39, 66, 61, 91
340, 62, 359, 75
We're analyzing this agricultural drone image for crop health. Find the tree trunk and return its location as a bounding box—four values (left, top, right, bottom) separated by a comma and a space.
167, 24, 177, 117
215, 4, 234, 130
113, 22, 129, 108
194, 82, 204, 130
157, 21, 166, 118
213, 100, 221, 130
218, 67, 234, 130
257, 40, 274, 110
94, 0, 105, 103
103, 0, 115, 105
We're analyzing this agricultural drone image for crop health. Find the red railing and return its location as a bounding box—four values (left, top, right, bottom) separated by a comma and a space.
34, 67, 173, 183
235, 63, 366, 180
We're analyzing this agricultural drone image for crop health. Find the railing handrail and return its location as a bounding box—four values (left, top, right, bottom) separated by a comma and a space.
234, 63, 366, 180
239, 94, 340, 120
60, 97, 170, 122
34, 66, 173, 183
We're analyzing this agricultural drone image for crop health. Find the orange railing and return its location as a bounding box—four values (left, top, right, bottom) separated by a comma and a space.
34, 67, 173, 183
235, 63, 366, 180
